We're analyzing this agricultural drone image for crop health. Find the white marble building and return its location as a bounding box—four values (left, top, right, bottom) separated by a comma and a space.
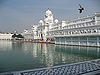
0, 33, 13, 40
23, 9, 100, 46
35, 8, 56, 41
48, 12, 100, 47
23, 8, 58, 41
22, 28, 34, 39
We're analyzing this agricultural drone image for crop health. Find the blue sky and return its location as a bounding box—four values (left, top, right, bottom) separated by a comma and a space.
0, 0, 100, 32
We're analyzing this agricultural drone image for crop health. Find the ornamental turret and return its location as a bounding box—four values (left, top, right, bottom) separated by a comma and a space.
44, 8, 54, 25
54, 19, 59, 24
39, 20, 44, 25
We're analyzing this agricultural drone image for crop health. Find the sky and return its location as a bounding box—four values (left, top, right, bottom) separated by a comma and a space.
0, 0, 100, 33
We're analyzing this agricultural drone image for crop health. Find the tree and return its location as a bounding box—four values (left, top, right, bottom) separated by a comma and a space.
12, 34, 17, 38
17, 34, 24, 38
12, 34, 24, 38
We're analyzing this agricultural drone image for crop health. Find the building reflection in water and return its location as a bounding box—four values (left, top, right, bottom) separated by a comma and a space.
54, 45, 100, 65
0, 40, 12, 51
25, 43, 100, 67
0, 41, 100, 73
31, 43, 55, 67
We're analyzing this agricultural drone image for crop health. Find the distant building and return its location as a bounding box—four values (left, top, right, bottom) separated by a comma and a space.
22, 29, 34, 39
0, 33, 13, 40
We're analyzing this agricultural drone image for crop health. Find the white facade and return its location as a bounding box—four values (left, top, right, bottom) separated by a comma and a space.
48, 12, 100, 47
22, 29, 34, 39
23, 9, 100, 46
23, 8, 58, 41
0, 33, 13, 40
49, 13, 100, 37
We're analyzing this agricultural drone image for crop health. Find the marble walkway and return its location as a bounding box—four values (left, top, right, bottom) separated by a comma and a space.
1, 59, 100, 75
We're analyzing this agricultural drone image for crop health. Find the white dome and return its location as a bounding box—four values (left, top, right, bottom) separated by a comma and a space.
45, 8, 52, 17
54, 19, 59, 24
39, 20, 44, 25
46, 10, 52, 15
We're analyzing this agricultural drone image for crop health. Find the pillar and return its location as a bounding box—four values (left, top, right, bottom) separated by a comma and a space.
71, 37, 72, 45
97, 37, 99, 46
78, 37, 80, 45
87, 37, 89, 46
65, 37, 66, 44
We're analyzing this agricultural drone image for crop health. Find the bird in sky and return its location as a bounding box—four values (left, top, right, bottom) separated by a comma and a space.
78, 4, 84, 13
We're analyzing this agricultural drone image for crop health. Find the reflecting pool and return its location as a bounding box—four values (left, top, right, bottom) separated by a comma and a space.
0, 40, 100, 73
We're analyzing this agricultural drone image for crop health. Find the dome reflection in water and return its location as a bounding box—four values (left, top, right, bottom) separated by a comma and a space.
0, 40, 100, 73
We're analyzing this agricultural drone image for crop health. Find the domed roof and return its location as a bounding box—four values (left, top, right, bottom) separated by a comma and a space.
54, 19, 59, 24
45, 8, 52, 16
39, 20, 43, 23
39, 20, 44, 25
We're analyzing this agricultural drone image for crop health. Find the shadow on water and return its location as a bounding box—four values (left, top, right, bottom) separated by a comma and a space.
0, 41, 100, 73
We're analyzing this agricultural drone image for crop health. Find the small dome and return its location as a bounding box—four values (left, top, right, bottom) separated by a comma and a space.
45, 8, 52, 17
24, 29, 28, 33
54, 19, 59, 24
39, 20, 44, 25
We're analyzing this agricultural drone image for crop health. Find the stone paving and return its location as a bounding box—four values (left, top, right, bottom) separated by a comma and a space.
21, 62, 100, 75
1, 59, 100, 75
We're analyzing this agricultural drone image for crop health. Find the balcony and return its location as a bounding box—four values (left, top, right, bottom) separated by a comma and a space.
55, 32, 100, 37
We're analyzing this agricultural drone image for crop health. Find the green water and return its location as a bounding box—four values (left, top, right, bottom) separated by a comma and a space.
0, 40, 100, 73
